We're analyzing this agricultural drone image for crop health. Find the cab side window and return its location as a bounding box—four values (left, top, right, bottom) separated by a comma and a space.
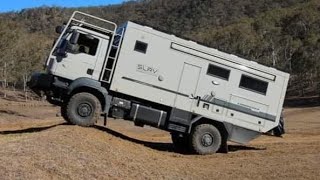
76, 33, 99, 56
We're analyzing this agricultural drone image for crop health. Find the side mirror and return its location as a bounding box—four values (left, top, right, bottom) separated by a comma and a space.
55, 25, 65, 34
70, 30, 80, 45
56, 39, 68, 57
56, 48, 68, 58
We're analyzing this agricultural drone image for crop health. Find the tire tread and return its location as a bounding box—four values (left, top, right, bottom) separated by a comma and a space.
191, 124, 222, 155
66, 92, 101, 127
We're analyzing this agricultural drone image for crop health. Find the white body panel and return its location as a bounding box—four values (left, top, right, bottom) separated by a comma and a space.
110, 22, 290, 133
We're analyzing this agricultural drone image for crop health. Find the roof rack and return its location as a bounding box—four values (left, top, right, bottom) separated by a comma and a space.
68, 11, 117, 35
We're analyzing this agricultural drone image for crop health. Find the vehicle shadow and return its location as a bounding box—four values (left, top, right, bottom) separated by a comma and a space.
0, 123, 266, 154
94, 125, 266, 154
93, 125, 177, 153
228, 145, 266, 152
0, 123, 68, 135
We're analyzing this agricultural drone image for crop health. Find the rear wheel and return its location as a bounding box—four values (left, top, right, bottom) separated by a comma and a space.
273, 116, 285, 137
190, 124, 222, 155
66, 92, 101, 127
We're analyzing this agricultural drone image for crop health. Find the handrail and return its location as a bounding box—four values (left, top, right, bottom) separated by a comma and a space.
73, 11, 117, 29
71, 19, 115, 34
107, 27, 126, 83
71, 11, 117, 34
101, 27, 126, 83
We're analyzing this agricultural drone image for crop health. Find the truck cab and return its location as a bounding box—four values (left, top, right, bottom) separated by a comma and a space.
29, 11, 122, 106
49, 26, 110, 81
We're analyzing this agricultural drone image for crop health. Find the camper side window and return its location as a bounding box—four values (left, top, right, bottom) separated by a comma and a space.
134, 41, 148, 54
207, 64, 230, 80
239, 75, 268, 95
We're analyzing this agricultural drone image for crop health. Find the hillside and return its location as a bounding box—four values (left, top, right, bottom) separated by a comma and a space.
0, 0, 319, 98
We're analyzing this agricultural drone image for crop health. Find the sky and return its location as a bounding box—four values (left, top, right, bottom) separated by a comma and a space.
0, 0, 125, 12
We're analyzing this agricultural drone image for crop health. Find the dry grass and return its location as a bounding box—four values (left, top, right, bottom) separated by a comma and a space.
0, 98, 319, 179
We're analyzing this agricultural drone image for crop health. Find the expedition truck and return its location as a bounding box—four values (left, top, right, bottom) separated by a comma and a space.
28, 11, 289, 154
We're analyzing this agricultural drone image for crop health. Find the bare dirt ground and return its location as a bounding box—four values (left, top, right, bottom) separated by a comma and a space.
0, 96, 319, 179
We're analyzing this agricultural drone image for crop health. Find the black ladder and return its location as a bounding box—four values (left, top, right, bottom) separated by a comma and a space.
101, 27, 125, 83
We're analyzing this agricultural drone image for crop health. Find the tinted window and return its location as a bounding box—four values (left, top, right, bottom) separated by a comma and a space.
239, 75, 268, 95
134, 41, 148, 54
71, 33, 99, 56
207, 64, 230, 80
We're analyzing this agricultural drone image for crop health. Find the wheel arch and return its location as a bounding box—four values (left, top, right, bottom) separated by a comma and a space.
67, 78, 111, 113
189, 116, 229, 140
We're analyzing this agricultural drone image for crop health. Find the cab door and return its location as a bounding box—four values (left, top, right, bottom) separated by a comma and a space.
53, 30, 108, 81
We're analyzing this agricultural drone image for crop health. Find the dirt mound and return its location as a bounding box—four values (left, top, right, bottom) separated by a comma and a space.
0, 99, 319, 179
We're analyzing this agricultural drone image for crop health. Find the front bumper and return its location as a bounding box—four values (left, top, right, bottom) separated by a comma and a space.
27, 72, 53, 96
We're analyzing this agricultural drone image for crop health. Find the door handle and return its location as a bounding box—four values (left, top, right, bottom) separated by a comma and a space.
189, 94, 199, 99
196, 96, 201, 107
212, 81, 220, 85
189, 94, 195, 99
189, 94, 201, 107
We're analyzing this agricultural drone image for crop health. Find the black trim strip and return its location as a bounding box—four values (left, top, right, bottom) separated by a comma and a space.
122, 77, 276, 122
201, 97, 276, 122
171, 42, 276, 81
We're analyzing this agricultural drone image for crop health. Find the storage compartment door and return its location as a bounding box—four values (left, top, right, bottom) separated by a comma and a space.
174, 63, 201, 112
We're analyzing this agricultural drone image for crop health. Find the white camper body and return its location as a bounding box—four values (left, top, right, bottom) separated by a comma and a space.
29, 12, 289, 154
111, 22, 289, 142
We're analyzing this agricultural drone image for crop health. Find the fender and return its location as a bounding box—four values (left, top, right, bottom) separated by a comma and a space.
67, 77, 112, 113
188, 115, 228, 137
188, 115, 204, 133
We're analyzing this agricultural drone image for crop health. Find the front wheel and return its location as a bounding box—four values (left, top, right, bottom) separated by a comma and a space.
66, 92, 102, 127
190, 124, 222, 155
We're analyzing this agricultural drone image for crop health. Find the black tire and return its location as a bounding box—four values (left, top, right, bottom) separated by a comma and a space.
190, 124, 222, 155
273, 117, 285, 137
66, 92, 102, 127
171, 133, 189, 151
